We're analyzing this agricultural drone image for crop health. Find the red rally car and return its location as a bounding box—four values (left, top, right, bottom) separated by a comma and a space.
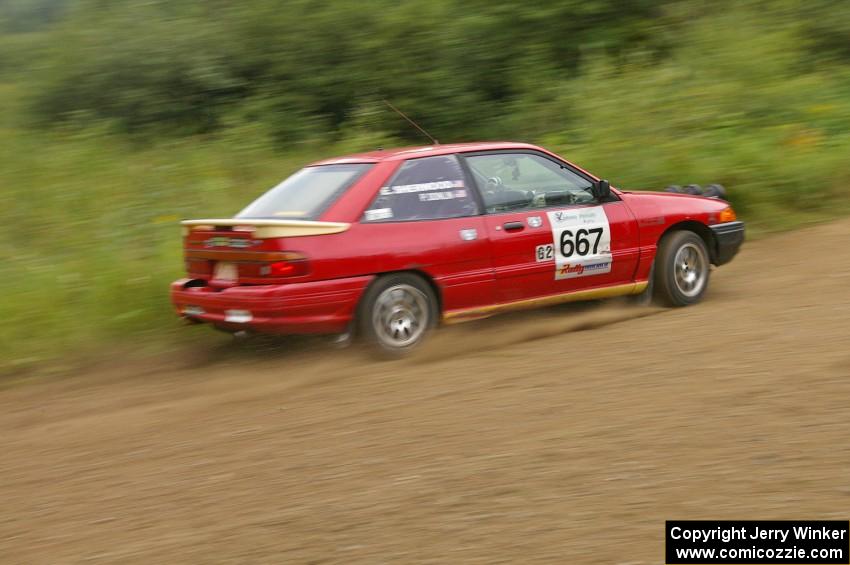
171, 142, 744, 355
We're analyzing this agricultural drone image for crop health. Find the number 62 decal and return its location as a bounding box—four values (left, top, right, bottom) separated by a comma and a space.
535, 244, 554, 262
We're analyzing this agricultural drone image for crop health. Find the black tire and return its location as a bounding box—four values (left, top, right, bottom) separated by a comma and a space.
703, 183, 727, 199
357, 273, 438, 357
653, 230, 711, 307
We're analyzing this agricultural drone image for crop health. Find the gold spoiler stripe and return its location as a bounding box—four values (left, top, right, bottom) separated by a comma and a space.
181, 219, 350, 239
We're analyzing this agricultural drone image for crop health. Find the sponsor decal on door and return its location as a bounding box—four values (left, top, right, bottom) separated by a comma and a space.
545, 208, 613, 279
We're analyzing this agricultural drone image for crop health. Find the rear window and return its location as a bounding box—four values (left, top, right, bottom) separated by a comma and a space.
236, 163, 372, 220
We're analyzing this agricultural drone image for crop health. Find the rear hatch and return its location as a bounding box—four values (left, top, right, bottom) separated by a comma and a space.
180, 162, 372, 287
182, 219, 349, 287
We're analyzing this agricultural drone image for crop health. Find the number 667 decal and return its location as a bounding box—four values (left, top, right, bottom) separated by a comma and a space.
559, 228, 603, 257
545, 208, 613, 280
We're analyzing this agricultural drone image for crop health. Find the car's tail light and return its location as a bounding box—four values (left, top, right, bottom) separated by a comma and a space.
718, 206, 737, 223
261, 253, 309, 277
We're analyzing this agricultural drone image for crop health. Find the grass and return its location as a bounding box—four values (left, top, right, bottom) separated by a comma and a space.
0, 121, 329, 371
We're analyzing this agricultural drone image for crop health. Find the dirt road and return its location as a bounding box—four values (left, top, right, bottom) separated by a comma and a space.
2, 219, 849, 564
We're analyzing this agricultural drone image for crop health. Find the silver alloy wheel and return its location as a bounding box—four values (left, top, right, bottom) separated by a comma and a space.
673, 242, 708, 297
372, 284, 430, 349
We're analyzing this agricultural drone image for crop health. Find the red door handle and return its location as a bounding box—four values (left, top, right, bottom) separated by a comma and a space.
503, 221, 525, 232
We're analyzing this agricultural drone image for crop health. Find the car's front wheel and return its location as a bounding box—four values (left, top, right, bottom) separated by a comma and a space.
358, 273, 437, 357
654, 230, 711, 306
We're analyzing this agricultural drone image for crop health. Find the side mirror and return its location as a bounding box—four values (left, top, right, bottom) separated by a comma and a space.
592, 179, 611, 200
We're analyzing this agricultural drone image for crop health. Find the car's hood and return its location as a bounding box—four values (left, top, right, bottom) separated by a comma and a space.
620, 189, 729, 209
618, 189, 731, 219
619, 189, 723, 202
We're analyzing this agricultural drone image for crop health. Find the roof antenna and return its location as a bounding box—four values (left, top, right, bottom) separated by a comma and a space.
383, 99, 439, 145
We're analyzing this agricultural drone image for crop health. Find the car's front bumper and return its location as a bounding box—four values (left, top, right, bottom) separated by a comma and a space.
170, 275, 374, 335
710, 221, 745, 265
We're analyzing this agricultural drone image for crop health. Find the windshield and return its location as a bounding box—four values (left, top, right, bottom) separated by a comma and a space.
236, 163, 372, 220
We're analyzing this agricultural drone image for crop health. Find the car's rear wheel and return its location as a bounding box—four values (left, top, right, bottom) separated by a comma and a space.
358, 273, 437, 357
654, 230, 711, 306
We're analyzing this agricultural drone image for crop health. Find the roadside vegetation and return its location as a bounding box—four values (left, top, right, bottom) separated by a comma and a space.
2, 0, 849, 371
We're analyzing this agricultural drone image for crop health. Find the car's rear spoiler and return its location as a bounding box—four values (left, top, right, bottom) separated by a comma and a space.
181, 218, 350, 239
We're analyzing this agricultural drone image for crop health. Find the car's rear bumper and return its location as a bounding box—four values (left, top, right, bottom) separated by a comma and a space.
710, 221, 745, 265
170, 275, 374, 335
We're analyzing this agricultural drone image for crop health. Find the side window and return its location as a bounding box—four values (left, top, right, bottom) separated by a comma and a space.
363, 155, 479, 222
465, 153, 596, 213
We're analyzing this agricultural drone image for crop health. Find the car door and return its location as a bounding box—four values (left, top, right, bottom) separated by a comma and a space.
358, 154, 496, 312
461, 151, 640, 303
